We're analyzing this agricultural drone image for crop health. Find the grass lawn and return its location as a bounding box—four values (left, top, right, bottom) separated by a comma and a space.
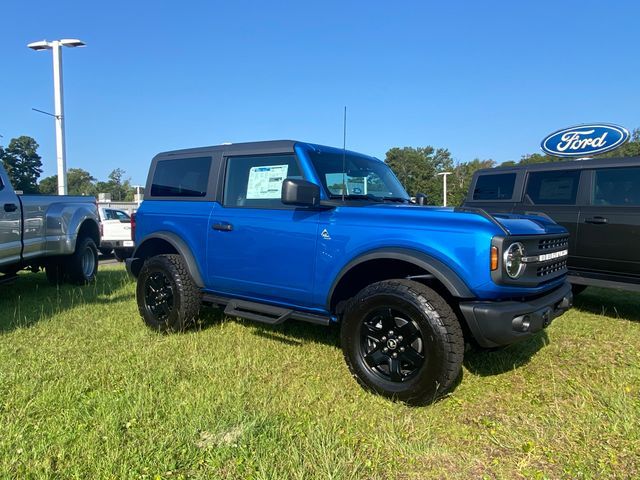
0, 266, 639, 479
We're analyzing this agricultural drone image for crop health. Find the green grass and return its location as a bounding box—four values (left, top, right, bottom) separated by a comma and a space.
0, 267, 639, 479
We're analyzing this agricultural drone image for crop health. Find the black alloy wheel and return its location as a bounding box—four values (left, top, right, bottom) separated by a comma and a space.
144, 271, 175, 322
360, 307, 425, 382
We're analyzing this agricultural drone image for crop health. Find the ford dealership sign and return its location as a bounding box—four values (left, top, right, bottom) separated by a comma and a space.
541, 123, 630, 157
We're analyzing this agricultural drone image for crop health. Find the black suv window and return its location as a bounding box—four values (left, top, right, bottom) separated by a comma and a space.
473, 173, 516, 200
593, 167, 640, 206
150, 157, 211, 197
525, 170, 580, 205
223, 154, 302, 208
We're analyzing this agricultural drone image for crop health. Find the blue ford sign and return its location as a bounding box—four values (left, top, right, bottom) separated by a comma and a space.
541, 123, 630, 157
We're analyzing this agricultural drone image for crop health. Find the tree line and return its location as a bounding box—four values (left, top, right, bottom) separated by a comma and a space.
0, 136, 138, 200
1, 130, 639, 205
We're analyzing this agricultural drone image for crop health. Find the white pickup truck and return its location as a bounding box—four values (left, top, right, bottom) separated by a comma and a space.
98, 208, 135, 261
0, 164, 101, 285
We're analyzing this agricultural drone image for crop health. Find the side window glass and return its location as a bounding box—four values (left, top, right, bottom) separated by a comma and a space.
223, 154, 302, 208
473, 173, 516, 200
593, 167, 640, 206
150, 157, 211, 197
525, 170, 580, 205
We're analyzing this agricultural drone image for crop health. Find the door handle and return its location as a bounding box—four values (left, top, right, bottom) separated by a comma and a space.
212, 222, 233, 232
3, 203, 18, 213
584, 216, 608, 224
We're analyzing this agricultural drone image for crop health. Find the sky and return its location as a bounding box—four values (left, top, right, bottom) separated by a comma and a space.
1, 0, 639, 185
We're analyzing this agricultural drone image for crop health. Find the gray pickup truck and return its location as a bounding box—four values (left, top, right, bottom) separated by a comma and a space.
0, 164, 101, 285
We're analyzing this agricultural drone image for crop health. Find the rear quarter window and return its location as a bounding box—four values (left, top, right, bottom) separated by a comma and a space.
525, 170, 580, 205
150, 157, 211, 197
473, 173, 516, 200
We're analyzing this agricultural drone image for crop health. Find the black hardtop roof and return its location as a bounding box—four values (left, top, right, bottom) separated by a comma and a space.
155, 140, 298, 158
153, 140, 382, 161
476, 156, 640, 175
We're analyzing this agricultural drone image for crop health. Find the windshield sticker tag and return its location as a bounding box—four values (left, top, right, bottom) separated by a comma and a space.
246, 165, 289, 199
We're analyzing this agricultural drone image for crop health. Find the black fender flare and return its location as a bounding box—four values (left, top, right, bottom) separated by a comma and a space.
129, 232, 204, 287
326, 247, 474, 309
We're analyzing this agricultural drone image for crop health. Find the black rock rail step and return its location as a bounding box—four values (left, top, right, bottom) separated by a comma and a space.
202, 294, 331, 327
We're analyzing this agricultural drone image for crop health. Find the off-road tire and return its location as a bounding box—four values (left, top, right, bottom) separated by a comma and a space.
137, 254, 201, 333
341, 279, 464, 405
66, 236, 99, 285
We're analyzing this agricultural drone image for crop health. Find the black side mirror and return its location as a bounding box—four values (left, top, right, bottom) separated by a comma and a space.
415, 193, 427, 205
281, 178, 321, 207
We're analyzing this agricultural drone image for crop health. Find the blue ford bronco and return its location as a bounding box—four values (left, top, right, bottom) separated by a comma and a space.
127, 140, 572, 404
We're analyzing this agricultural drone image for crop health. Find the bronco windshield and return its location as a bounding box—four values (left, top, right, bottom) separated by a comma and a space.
307, 149, 409, 202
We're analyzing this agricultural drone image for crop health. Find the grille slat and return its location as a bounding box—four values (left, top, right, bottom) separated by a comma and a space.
537, 259, 567, 277
538, 237, 569, 251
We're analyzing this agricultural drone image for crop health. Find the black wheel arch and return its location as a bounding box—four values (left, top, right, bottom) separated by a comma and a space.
128, 232, 205, 287
327, 248, 474, 313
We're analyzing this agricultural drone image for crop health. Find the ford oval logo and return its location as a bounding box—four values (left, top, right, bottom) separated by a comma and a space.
541, 123, 630, 157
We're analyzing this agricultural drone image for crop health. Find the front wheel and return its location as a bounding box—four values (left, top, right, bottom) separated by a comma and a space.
136, 254, 201, 332
341, 279, 464, 405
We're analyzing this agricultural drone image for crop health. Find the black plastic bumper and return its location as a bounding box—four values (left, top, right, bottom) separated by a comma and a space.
459, 281, 573, 348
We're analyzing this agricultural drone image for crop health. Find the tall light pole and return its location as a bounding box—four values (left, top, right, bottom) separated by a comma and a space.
437, 171, 452, 206
28, 38, 86, 195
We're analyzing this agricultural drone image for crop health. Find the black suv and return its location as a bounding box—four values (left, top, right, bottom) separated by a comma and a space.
464, 156, 640, 293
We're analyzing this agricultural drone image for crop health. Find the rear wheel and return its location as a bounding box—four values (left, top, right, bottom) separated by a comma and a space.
67, 236, 99, 285
137, 254, 201, 332
341, 279, 464, 405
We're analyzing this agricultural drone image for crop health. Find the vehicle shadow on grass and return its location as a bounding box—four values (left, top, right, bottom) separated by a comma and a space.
572, 287, 640, 323
463, 331, 549, 377
0, 268, 134, 334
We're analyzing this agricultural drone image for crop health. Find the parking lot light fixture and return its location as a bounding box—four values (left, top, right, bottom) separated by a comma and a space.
27, 38, 86, 195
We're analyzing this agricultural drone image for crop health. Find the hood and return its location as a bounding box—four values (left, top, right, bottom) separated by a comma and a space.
366, 203, 567, 236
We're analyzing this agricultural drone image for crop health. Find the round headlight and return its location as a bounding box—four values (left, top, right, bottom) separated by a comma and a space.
504, 242, 526, 279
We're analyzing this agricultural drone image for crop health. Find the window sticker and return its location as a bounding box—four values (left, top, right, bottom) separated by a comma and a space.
246, 165, 289, 199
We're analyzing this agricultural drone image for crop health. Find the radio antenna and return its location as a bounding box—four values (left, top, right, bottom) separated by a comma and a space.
341, 106, 347, 202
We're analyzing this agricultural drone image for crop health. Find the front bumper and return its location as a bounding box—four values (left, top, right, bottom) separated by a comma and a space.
459, 281, 572, 348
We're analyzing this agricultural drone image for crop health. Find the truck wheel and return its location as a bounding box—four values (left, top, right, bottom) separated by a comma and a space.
66, 236, 99, 285
136, 254, 201, 332
113, 248, 131, 262
341, 279, 464, 405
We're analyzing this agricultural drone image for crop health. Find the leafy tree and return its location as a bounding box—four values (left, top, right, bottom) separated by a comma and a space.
96, 168, 135, 201
0, 136, 43, 193
67, 168, 97, 196
385, 146, 454, 205
39, 168, 97, 195
38, 175, 58, 194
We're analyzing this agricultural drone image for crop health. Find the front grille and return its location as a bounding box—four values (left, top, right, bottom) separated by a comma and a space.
493, 233, 570, 287
537, 259, 567, 277
539, 237, 569, 251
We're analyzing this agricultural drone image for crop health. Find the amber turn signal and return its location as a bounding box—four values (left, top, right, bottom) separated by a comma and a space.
490, 246, 499, 271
